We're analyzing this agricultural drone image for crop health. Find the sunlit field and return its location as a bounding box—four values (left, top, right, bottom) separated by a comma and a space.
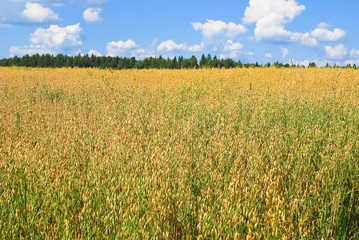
0, 67, 358, 239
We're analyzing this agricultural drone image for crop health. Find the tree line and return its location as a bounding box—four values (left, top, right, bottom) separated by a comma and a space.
0, 53, 356, 69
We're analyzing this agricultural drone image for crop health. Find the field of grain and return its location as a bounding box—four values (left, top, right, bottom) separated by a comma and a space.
0, 67, 358, 239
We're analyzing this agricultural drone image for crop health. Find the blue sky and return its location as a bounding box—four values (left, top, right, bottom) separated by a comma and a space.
1, 0, 359, 66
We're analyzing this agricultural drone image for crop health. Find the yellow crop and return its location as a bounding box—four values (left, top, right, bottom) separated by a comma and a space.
0, 67, 358, 239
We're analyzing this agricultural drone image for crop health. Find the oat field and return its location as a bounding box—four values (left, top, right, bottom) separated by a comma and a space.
0, 67, 358, 239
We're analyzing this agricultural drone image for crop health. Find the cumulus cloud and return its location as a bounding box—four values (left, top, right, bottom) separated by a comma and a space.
316, 22, 331, 29
242, 0, 345, 48
88, 49, 101, 56
157, 40, 184, 52
192, 19, 246, 39
243, 0, 305, 41
186, 44, 203, 52
132, 48, 156, 59
157, 40, 203, 53
0, 0, 69, 25
22, 2, 60, 23
281, 47, 289, 58
219, 53, 236, 59
9, 45, 55, 56
190, 19, 247, 58
289, 23, 345, 46
350, 49, 359, 59
218, 40, 244, 59
9, 23, 82, 56
290, 32, 317, 47
324, 44, 347, 60
31, 24, 82, 48
311, 23, 345, 42
265, 53, 272, 58
83, 8, 103, 23
106, 39, 137, 56
223, 40, 243, 51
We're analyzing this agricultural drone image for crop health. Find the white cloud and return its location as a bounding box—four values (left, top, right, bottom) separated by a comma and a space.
243, 0, 305, 24
192, 19, 246, 39
153, 36, 241, 58
288, 23, 345, 46
10, 24, 82, 56
223, 40, 243, 51
187, 44, 203, 52
242, 0, 345, 47
157, 40, 203, 53
253, 16, 292, 41
105, 38, 201, 59
88, 49, 101, 56
22, 2, 60, 23
83, 8, 103, 23
189, 19, 247, 59
243, 0, 305, 41
281, 47, 289, 58
106, 39, 137, 56
325, 44, 347, 59
350, 49, 359, 59
133, 39, 160, 58
344, 60, 359, 66
31, 24, 82, 48
316, 22, 331, 29
132, 48, 155, 59
219, 53, 237, 59
0, 1, 67, 26
294, 59, 335, 67
220, 50, 247, 59
265, 53, 272, 58
294, 59, 310, 67
314, 59, 340, 67
311, 23, 345, 42
9, 45, 55, 56
290, 32, 318, 47
157, 40, 185, 52
218, 40, 244, 59
220, 50, 253, 59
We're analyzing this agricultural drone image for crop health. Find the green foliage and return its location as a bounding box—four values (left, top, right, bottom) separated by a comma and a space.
4, 53, 351, 69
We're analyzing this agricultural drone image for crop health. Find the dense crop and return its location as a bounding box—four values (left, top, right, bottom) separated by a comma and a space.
0, 67, 358, 239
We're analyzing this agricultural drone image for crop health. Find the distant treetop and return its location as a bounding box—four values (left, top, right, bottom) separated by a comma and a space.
0, 53, 356, 69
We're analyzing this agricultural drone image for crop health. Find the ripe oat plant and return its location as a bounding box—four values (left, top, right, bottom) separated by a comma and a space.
0, 67, 358, 239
